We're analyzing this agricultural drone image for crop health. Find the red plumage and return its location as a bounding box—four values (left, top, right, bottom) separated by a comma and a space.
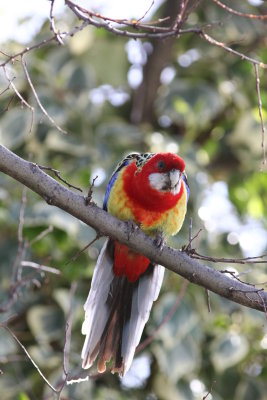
114, 242, 150, 282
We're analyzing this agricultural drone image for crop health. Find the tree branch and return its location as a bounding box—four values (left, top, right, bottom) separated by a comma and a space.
65, 0, 267, 69
0, 144, 267, 313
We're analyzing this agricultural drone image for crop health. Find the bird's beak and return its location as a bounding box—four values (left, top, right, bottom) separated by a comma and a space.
168, 169, 182, 194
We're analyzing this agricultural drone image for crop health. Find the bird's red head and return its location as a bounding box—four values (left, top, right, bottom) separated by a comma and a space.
123, 153, 186, 212
139, 153, 185, 175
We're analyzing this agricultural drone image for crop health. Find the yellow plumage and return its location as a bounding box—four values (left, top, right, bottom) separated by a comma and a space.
107, 166, 187, 237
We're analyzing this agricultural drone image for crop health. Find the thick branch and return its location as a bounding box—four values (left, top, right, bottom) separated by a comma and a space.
0, 144, 267, 313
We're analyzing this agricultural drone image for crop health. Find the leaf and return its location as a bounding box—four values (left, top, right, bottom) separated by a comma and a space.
67, 65, 93, 95
152, 293, 200, 344
235, 379, 263, 400
28, 203, 82, 236
1, 109, 31, 149
211, 333, 249, 371
0, 329, 17, 357
156, 79, 224, 129
44, 131, 91, 157
0, 375, 28, 400
17, 392, 31, 400
85, 38, 128, 86
153, 335, 201, 382
227, 112, 263, 166
95, 121, 143, 152
151, 294, 201, 381
27, 305, 64, 343
153, 372, 194, 400
27, 344, 61, 369
53, 288, 83, 325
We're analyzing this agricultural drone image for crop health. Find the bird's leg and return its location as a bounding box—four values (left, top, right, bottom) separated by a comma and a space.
154, 231, 165, 253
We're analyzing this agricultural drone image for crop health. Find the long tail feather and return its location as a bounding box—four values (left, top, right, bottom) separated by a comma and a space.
81, 239, 165, 376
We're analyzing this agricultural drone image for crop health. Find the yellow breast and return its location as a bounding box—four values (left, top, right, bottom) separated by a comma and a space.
107, 169, 187, 238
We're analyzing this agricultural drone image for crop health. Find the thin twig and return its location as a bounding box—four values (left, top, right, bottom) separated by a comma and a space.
21, 56, 68, 135
63, 282, 77, 377
0, 49, 12, 58
18, 186, 27, 247
184, 228, 202, 252
220, 269, 253, 286
203, 380, 216, 400
2, 66, 34, 133
49, 0, 64, 45
199, 31, 267, 69
0, 324, 57, 393
16, 186, 28, 281
172, 0, 190, 31
55, 282, 78, 396
254, 63, 266, 167
188, 249, 267, 264
0, 21, 92, 68
0, 92, 16, 115
10, 186, 27, 283
229, 286, 265, 295
0, 273, 44, 312
0, 80, 14, 96
212, 0, 267, 20
29, 225, 54, 246
188, 217, 193, 251
0, 37, 57, 67
205, 288, 211, 312
38, 165, 82, 192
67, 234, 101, 264
85, 175, 98, 205
20, 261, 61, 275
136, 0, 155, 23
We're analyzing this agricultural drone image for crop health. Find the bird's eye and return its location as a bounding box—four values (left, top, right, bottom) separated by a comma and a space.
157, 160, 166, 170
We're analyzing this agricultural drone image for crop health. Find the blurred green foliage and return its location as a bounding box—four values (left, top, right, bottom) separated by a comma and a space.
0, 1, 267, 399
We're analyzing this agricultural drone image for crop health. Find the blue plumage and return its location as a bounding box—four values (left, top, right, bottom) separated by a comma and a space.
103, 159, 131, 211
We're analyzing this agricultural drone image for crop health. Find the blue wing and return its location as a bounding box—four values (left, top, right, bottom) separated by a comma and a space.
103, 159, 131, 211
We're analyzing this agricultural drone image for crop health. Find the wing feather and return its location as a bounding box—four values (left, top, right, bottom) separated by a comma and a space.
121, 264, 165, 374
81, 239, 114, 368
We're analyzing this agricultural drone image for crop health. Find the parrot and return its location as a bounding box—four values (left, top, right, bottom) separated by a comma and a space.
81, 152, 189, 376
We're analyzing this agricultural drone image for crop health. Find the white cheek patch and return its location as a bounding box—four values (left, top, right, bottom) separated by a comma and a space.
149, 172, 167, 191
149, 170, 182, 194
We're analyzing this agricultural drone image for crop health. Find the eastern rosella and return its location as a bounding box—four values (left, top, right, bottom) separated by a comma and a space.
81, 152, 189, 376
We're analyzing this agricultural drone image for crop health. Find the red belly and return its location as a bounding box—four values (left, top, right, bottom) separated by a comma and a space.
113, 242, 150, 282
